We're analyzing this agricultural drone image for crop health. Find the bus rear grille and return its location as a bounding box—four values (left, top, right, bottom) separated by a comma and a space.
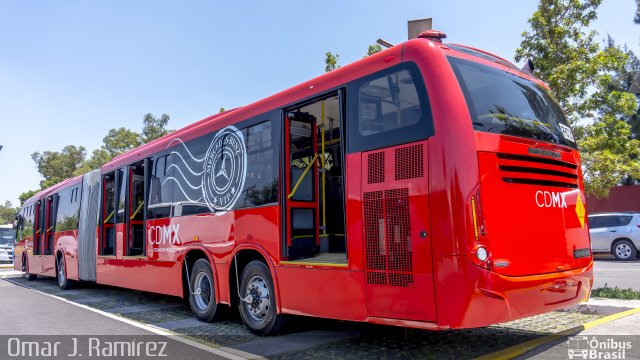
497, 153, 577, 169
395, 144, 424, 180
363, 188, 414, 287
496, 152, 579, 189
501, 178, 579, 189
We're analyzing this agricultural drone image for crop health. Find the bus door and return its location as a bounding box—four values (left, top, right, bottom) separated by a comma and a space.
283, 93, 348, 263
284, 111, 319, 260
30, 199, 44, 272
100, 172, 117, 257
126, 161, 146, 257
41, 194, 58, 273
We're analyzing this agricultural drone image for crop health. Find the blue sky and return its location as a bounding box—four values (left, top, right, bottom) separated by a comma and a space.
0, 0, 638, 208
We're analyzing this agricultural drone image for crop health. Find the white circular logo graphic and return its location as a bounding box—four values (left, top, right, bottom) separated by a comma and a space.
202, 126, 247, 212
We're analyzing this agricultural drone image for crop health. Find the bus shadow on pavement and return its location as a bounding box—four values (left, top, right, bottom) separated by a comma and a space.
5, 276, 609, 359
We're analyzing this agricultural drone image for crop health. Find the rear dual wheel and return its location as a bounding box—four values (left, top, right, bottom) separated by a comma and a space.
238, 260, 285, 335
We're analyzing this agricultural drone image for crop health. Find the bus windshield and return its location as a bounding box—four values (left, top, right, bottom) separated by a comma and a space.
0, 228, 15, 245
448, 56, 577, 149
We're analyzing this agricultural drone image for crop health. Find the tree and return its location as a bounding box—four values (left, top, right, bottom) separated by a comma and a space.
0, 201, 17, 225
219, 107, 226, 113
635, 0, 640, 23
606, 37, 640, 140
365, 44, 383, 57
516, 0, 640, 197
74, 148, 112, 176
141, 113, 172, 144
102, 127, 141, 157
324, 51, 340, 72
31, 145, 87, 187
19, 190, 38, 205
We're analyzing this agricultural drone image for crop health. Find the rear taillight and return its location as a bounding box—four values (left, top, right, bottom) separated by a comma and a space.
469, 188, 491, 268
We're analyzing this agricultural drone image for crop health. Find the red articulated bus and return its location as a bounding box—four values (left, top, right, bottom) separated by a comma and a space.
13, 30, 593, 335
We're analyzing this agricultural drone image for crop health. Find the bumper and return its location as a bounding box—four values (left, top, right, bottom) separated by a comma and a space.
441, 256, 593, 329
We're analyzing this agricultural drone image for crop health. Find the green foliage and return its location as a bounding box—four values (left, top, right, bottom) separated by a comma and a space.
18, 190, 38, 205
0, 201, 18, 225
365, 44, 383, 57
219, 107, 226, 113
591, 286, 640, 299
103, 127, 141, 157
324, 51, 340, 72
605, 37, 640, 142
141, 113, 172, 144
30, 145, 86, 188
74, 148, 112, 176
25, 112, 173, 199
516, 0, 640, 197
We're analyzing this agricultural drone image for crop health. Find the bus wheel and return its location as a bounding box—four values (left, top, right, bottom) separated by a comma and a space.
24, 257, 36, 281
238, 260, 285, 335
189, 259, 221, 322
57, 254, 73, 290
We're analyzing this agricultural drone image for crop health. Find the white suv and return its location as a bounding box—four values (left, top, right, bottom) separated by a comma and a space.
588, 213, 640, 261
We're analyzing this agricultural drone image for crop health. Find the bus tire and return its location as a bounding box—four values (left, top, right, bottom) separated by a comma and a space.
24, 257, 36, 281
57, 254, 73, 290
238, 260, 286, 335
189, 259, 221, 322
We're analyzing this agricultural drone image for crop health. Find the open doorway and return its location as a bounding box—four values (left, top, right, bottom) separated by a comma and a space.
284, 93, 346, 264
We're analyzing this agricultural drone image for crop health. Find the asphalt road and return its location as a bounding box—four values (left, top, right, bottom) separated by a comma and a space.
0, 278, 229, 359
593, 254, 640, 290
0, 260, 635, 359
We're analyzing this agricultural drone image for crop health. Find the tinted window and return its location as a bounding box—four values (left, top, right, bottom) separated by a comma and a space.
147, 113, 279, 218
448, 57, 576, 149
55, 187, 81, 232
618, 215, 634, 226
116, 169, 126, 224
348, 62, 433, 153
590, 216, 621, 229
358, 69, 421, 136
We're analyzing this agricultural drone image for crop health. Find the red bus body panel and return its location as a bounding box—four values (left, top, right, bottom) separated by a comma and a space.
13, 37, 593, 331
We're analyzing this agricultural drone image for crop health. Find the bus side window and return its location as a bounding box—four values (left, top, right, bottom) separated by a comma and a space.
347, 62, 433, 153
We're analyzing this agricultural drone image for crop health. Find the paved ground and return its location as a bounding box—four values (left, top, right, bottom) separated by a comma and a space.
0, 274, 619, 360
0, 278, 233, 359
517, 299, 640, 359
593, 254, 640, 290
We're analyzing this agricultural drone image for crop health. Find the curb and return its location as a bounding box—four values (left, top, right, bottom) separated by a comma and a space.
475, 307, 640, 360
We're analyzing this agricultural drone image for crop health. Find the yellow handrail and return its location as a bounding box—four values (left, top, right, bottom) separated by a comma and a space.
104, 210, 115, 224
130, 201, 145, 220
288, 153, 318, 199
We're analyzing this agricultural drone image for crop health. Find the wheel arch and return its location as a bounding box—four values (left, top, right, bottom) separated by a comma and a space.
229, 245, 281, 312
181, 246, 218, 301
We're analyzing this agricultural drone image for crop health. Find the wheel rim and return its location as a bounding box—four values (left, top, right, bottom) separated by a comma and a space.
616, 243, 632, 259
244, 275, 270, 322
193, 272, 212, 311
57, 258, 65, 285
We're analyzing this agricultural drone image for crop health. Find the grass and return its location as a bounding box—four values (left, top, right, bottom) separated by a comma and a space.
591, 286, 640, 300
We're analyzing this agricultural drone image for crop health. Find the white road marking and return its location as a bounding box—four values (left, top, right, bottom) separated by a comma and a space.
4, 278, 263, 360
